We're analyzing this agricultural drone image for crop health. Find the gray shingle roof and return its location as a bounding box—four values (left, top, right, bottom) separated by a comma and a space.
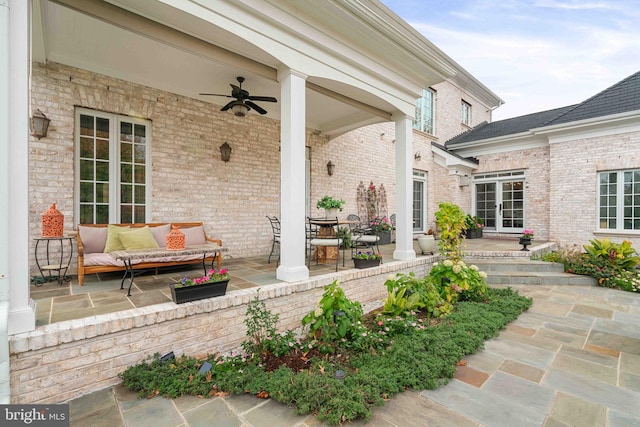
445, 70, 640, 147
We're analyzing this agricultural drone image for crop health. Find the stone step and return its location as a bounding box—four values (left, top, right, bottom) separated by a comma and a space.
484, 271, 597, 286
468, 259, 565, 273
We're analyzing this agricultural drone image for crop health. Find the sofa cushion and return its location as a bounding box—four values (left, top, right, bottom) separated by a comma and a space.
150, 224, 171, 247
181, 225, 206, 245
104, 225, 130, 252
118, 226, 160, 250
79, 226, 108, 254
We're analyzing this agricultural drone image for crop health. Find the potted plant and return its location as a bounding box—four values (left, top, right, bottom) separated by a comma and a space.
417, 228, 437, 255
169, 269, 230, 304
316, 195, 345, 218
369, 216, 393, 245
463, 215, 484, 239
519, 229, 534, 251
352, 250, 382, 268
434, 202, 466, 260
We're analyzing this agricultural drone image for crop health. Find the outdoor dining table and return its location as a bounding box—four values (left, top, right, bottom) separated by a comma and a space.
110, 243, 227, 296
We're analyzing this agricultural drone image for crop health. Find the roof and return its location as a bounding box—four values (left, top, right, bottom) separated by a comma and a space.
445, 71, 640, 147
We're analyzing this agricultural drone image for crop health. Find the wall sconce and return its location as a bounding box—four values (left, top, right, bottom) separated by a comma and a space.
220, 142, 232, 162
326, 160, 335, 176
414, 151, 422, 161
30, 109, 50, 139
231, 102, 249, 117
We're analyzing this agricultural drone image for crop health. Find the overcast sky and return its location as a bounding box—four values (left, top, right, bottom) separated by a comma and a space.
381, 0, 640, 121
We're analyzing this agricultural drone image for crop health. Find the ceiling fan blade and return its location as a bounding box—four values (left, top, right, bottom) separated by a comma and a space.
220, 100, 236, 111
245, 100, 267, 115
200, 93, 233, 97
248, 96, 278, 103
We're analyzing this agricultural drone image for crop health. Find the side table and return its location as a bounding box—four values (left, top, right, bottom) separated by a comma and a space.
34, 236, 74, 286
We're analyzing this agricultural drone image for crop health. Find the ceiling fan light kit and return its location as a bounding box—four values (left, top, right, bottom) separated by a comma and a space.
199, 76, 277, 116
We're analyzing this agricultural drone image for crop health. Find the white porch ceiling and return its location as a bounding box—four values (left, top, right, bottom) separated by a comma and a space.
35, 0, 405, 136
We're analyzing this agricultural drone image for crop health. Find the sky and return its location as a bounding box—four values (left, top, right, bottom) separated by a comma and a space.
380, 0, 640, 121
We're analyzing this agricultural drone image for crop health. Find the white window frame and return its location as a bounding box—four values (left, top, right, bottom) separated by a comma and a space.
414, 88, 435, 135
597, 169, 640, 232
74, 107, 152, 224
412, 170, 428, 233
461, 100, 472, 126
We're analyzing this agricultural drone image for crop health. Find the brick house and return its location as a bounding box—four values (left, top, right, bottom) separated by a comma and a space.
446, 71, 640, 248
1, 0, 503, 402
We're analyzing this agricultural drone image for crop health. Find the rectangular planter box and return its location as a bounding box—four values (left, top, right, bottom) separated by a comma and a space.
353, 258, 381, 269
169, 280, 229, 304
377, 231, 392, 245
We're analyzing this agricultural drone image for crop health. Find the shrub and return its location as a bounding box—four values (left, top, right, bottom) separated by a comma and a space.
427, 259, 489, 303
435, 202, 467, 260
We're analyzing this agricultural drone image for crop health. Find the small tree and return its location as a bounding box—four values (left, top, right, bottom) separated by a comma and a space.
434, 202, 467, 260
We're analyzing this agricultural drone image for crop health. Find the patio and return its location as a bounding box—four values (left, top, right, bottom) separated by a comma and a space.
31, 238, 534, 326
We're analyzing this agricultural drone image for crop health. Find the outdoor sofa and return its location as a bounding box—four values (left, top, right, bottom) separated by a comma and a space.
76, 222, 222, 286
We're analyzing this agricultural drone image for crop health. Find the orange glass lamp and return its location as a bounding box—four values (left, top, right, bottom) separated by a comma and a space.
166, 226, 186, 250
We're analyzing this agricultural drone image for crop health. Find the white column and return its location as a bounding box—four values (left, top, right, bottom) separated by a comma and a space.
276, 68, 309, 281
393, 114, 416, 260
7, 0, 36, 335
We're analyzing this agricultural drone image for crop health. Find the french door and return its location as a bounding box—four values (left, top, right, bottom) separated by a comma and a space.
474, 172, 525, 233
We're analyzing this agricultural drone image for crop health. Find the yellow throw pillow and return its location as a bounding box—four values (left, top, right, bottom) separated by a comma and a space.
118, 226, 160, 250
103, 225, 131, 253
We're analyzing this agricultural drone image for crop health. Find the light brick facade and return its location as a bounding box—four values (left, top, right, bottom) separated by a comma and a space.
28, 62, 491, 276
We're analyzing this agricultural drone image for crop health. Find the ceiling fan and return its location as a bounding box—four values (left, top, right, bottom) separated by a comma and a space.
199, 76, 278, 117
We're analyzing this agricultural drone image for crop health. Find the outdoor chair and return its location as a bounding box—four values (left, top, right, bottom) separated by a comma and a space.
307, 217, 344, 271
347, 214, 381, 260
266, 216, 280, 264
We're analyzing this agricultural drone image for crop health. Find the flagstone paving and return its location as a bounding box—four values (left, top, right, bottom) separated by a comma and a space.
67, 281, 640, 426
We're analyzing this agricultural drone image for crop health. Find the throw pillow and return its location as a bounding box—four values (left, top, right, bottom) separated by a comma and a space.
150, 223, 172, 247
118, 226, 160, 250
181, 225, 207, 245
78, 226, 108, 254
103, 224, 131, 252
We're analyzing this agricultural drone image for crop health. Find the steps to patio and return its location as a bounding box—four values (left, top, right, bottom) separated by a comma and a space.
469, 259, 598, 286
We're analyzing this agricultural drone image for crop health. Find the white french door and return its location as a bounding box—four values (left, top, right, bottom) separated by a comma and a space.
474, 171, 525, 233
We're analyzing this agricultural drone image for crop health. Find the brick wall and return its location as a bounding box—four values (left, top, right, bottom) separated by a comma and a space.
30, 62, 483, 276
550, 131, 640, 248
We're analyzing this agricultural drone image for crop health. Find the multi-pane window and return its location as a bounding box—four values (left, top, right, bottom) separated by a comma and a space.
461, 100, 472, 126
413, 170, 427, 232
76, 109, 151, 224
598, 169, 640, 230
414, 88, 435, 134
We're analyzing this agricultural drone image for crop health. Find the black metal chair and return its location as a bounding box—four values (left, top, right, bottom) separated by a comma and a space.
347, 214, 381, 260
307, 217, 343, 271
266, 216, 280, 264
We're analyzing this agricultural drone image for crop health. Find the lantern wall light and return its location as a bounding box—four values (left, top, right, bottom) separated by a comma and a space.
327, 160, 335, 176
220, 142, 232, 162
30, 109, 51, 139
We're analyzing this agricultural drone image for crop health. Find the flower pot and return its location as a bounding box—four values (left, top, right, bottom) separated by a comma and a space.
353, 258, 381, 269
325, 208, 338, 219
377, 231, 391, 245
417, 235, 436, 255
519, 237, 532, 251
169, 280, 229, 304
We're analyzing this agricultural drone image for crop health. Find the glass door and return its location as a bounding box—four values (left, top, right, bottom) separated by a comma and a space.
474, 171, 526, 233
413, 171, 427, 232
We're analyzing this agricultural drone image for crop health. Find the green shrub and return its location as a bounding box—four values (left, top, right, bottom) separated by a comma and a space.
583, 238, 640, 270
434, 202, 467, 260
427, 259, 489, 303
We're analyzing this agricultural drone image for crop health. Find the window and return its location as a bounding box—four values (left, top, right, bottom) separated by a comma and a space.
598, 169, 640, 231
414, 88, 435, 134
75, 108, 151, 224
413, 170, 427, 232
461, 100, 471, 126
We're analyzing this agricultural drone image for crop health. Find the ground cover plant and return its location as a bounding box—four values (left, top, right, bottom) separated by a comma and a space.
120, 280, 531, 425
538, 238, 640, 292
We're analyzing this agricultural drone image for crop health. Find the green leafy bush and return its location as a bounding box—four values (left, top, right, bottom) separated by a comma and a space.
427, 259, 489, 303
301, 280, 365, 354
434, 202, 467, 259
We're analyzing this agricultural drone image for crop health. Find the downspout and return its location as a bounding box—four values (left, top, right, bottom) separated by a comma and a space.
0, 0, 12, 404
